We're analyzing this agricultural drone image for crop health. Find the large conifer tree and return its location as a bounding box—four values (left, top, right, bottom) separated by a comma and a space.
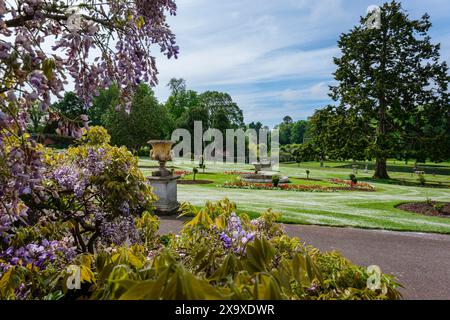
330, 1, 449, 179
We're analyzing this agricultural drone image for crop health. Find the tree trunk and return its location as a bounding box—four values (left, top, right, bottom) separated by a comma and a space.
373, 26, 390, 181
373, 157, 390, 179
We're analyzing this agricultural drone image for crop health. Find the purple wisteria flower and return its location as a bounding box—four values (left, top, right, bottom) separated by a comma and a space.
1, 239, 76, 271
100, 216, 139, 246
219, 213, 255, 254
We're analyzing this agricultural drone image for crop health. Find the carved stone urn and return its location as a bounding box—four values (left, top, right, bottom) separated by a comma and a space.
148, 140, 174, 177
147, 140, 180, 215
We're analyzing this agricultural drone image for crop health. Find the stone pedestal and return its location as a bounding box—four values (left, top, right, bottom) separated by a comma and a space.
147, 175, 180, 215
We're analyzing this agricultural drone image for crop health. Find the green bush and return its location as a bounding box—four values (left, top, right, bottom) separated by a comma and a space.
272, 175, 281, 187
349, 174, 358, 185
193, 167, 198, 181
418, 173, 426, 186
137, 146, 150, 157
0, 198, 402, 300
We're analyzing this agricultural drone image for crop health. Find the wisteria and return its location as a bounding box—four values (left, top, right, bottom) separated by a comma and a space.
0, 239, 76, 272
219, 213, 255, 254
0, 0, 178, 244
1, 0, 178, 111
100, 216, 140, 247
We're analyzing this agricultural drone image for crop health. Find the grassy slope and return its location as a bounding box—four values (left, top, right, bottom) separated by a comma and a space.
139, 158, 450, 234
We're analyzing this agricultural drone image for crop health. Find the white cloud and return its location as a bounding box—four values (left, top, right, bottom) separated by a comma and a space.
280, 82, 331, 101
151, 0, 450, 126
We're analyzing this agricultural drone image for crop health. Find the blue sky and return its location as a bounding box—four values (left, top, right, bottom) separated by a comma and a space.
153, 0, 450, 127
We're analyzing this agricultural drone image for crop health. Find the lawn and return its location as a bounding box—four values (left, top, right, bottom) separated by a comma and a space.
139, 158, 450, 234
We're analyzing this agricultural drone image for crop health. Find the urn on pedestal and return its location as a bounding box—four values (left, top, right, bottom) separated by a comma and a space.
147, 140, 180, 215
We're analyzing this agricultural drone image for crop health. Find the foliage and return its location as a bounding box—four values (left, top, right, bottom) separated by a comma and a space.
164, 79, 245, 137
0, 199, 401, 300
1, 0, 178, 110
324, 1, 450, 179
88, 84, 121, 127
433, 203, 445, 214
199, 155, 206, 173
276, 118, 309, 146
0, 0, 178, 234
193, 168, 198, 181
103, 83, 171, 152
44, 92, 87, 138
200, 91, 244, 131
166, 79, 200, 122
418, 173, 426, 187
309, 106, 369, 164
349, 174, 358, 186
272, 175, 280, 188
1, 127, 157, 260
280, 143, 317, 163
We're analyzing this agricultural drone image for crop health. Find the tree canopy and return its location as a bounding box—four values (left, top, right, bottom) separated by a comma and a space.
316, 1, 449, 178
101, 84, 170, 152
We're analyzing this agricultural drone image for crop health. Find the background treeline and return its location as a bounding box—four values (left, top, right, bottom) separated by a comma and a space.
29, 77, 311, 158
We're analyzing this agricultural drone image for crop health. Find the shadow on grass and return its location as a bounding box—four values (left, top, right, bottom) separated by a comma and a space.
360, 177, 450, 189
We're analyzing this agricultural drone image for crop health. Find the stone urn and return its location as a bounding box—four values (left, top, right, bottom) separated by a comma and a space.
147, 140, 180, 215
252, 162, 262, 173
148, 140, 174, 177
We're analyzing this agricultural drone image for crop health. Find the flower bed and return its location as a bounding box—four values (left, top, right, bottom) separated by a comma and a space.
174, 170, 192, 176
329, 178, 376, 191
224, 171, 252, 175
222, 180, 375, 192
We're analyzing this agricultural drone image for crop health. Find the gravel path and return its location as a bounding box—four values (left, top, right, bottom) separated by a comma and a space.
158, 216, 450, 300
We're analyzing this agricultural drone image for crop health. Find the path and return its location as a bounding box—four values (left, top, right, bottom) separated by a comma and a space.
158, 217, 450, 300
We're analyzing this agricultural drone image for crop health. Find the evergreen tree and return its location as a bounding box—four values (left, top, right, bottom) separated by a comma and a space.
103, 84, 170, 152
329, 1, 449, 178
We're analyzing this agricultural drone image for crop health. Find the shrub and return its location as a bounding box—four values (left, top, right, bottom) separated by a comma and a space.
0, 198, 401, 300
433, 203, 445, 213
137, 146, 150, 157
418, 173, 426, 186
349, 174, 358, 186
2, 127, 156, 256
272, 175, 280, 187
193, 167, 198, 181
199, 155, 206, 173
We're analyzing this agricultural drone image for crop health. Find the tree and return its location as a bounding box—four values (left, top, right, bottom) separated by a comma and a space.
1, 0, 178, 222
247, 121, 264, 133
199, 91, 244, 130
291, 120, 309, 144
44, 92, 87, 137
1, 1, 178, 122
275, 118, 309, 146
176, 105, 209, 134
88, 84, 121, 127
309, 105, 369, 165
167, 78, 187, 96
277, 122, 292, 145
27, 104, 47, 134
330, 1, 449, 179
283, 116, 293, 125
103, 84, 171, 152
165, 78, 200, 120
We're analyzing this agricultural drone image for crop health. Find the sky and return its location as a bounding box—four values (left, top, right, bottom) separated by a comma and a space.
151, 0, 450, 127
